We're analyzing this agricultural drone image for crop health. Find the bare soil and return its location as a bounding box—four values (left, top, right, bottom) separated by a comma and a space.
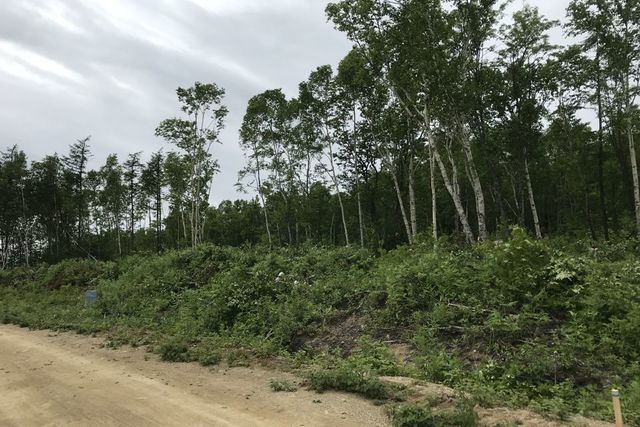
0, 325, 387, 427
0, 325, 615, 427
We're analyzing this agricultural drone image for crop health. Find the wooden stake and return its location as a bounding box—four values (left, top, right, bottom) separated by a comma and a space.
612, 389, 624, 427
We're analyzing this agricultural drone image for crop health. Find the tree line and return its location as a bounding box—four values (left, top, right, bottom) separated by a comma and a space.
1, 0, 640, 266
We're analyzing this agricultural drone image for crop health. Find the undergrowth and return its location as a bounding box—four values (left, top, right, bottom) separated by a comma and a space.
387, 401, 479, 427
1, 229, 640, 423
270, 378, 298, 392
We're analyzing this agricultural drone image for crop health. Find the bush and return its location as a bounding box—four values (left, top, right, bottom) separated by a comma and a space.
190, 337, 222, 366
621, 380, 640, 426
2, 237, 640, 422
305, 337, 404, 400
348, 336, 402, 376
388, 404, 435, 427
307, 366, 395, 400
270, 379, 298, 392
388, 401, 478, 427
158, 337, 192, 362
42, 258, 114, 290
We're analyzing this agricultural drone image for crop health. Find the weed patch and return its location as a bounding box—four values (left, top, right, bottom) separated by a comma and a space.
270, 378, 298, 392
1, 236, 639, 421
158, 337, 192, 362
388, 401, 479, 427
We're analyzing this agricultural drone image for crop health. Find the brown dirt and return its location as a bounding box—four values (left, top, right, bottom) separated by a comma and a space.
0, 325, 388, 427
306, 314, 368, 356
0, 325, 616, 427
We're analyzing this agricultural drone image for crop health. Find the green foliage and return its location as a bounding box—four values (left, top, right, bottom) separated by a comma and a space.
307, 366, 395, 400
190, 337, 222, 366
388, 401, 478, 427
269, 378, 298, 392
348, 336, 401, 376
306, 337, 403, 400
388, 404, 436, 427
3, 1, 640, 423
1, 233, 640, 422
413, 329, 463, 385
42, 258, 115, 290
617, 380, 640, 426
226, 349, 251, 367
158, 337, 192, 362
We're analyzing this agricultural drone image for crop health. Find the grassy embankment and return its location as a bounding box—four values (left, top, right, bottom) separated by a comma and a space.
1, 228, 639, 425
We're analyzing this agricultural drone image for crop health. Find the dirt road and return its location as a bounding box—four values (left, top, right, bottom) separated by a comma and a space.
0, 325, 388, 427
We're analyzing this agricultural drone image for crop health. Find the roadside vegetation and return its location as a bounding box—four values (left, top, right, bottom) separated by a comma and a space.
1, 228, 639, 424
2, 0, 640, 424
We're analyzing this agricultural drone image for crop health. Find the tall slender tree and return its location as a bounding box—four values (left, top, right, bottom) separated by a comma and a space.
62, 136, 91, 244
300, 66, 351, 246
497, 6, 558, 239
156, 82, 228, 248
141, 151, 165, 253
123, 152, 144, 252
568, 0, 640, 236
99, 154, 126, 256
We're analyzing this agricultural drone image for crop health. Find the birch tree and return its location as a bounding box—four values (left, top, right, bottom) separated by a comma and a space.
569, 0, 640, 236
328, 0, 498, 243
299, 66, 351, 246
238, 90, 284, 249
335, 49, 382, 247
156, 82, 228, 248
497, 6, 557, 239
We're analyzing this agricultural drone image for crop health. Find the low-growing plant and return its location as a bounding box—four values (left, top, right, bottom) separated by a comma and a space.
348, 336, 402, 376
269, 378, 298, 392
388, 403, 435, 427
226, 349, 251, 367
388, 401, 478, 427
158, 337, 192, 362
190, 338, 223, 366
1, 238, 639, 422
307, 365, 396, 400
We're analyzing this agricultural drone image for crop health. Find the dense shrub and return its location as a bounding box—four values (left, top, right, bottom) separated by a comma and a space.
42, 258, 115, 290
1, 233, 639, 421
158, 337, 192, 362
388, 402, 478, 427
307, 366, 395, 400
306, 337, 403, 400
269, 378, 298, 392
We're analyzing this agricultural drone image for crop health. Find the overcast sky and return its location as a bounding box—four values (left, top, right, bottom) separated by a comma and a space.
0, 0, 570, 204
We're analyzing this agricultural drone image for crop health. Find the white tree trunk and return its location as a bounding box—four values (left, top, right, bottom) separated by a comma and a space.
524, 154, 542, 239
626, 76, 640, 237
459, 124, 487, 241
429, 143, 438, 241
628, 121, 640, 237
181, 209, 187, 242
431, 141, 475, 244
409, 154, 418, 238
190, 199, 196, 248
357, 189, 365, 248
327, 143, 350, 246
259, 193, 272, 249
419, 110, 474, 243
390, 166, 413, 245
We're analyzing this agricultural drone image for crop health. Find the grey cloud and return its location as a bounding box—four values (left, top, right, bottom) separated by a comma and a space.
0, 0, 570, 204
